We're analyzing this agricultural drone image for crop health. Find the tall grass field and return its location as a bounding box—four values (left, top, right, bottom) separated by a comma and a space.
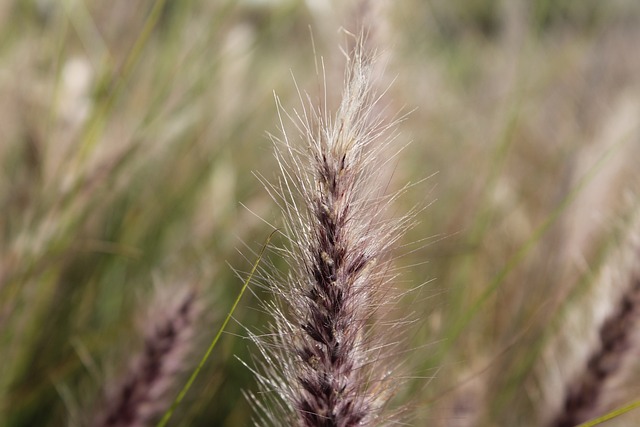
2, 1, 640, 426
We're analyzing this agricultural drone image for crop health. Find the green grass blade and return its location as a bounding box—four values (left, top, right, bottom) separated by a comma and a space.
579, 399, 640, 426
78, 0, 168, 161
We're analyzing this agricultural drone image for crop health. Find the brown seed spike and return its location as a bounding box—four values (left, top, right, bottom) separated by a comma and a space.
247, 36, 411, 427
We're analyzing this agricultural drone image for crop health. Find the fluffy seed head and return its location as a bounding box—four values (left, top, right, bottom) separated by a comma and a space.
93, 287, 200, 427
545, 210, 640, 427
248, 39, 410, 427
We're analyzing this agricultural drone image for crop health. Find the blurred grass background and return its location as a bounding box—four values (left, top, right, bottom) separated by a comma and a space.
1, 0, 640, 426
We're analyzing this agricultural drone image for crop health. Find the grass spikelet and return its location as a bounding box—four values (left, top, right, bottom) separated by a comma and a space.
248, 38, 411, 427
550, 211, 640, 427
92, 287, 200, 427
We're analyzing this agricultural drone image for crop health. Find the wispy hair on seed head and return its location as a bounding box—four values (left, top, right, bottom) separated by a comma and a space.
246, 35, 414, 427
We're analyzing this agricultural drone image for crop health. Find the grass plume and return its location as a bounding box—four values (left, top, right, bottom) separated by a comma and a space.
248, 39, 411, 426
92, 288, 199, 427
550, 211, 640, 427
